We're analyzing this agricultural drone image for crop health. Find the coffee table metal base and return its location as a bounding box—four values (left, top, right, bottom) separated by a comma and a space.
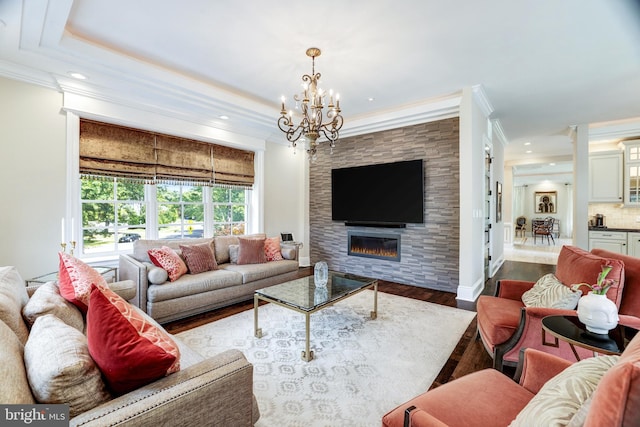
254, 281, 378, 362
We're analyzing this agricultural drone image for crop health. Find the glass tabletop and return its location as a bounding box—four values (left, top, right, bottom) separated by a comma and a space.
27, 266, 116, 284
255, 271, 376, 312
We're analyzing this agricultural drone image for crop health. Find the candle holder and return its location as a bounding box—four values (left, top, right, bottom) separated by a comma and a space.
60, 242, 67, 253
69, 241, 76, 256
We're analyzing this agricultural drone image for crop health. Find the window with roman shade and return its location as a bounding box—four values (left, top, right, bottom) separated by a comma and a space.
79, 119, 255, 188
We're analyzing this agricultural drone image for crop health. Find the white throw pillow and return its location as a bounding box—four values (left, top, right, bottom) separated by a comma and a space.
510, 355, 618, 427
521, 273, 581, 309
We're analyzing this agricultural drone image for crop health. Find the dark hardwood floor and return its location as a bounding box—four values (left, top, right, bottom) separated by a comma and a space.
164, 260, 555, 389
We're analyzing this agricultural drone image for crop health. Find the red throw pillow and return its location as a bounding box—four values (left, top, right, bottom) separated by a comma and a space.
147, 246, 188, 281
264, 237, 284, 261
86, 285, 180, 395
58, 252, 109, 313
179, 242, 218, 274
237, 237, 267, 265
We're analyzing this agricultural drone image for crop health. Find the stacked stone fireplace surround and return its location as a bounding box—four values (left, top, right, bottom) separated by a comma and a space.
309, 117, 460, 293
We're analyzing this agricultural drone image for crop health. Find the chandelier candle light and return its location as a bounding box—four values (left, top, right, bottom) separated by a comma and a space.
278, 47, 343, 161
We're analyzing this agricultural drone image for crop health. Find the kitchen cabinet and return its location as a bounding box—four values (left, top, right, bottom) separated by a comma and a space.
624, 141, 640, 205
627, 232, 640, 257
589, 151, 623, 202
588, 230, 628, 255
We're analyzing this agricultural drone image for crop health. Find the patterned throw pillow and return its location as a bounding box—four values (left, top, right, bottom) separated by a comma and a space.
24, 314, 111, 416
179, 242, 218, 274
148, 246, 188, 282
510, 355, 618, 426
237, 237, 267, 265
86, 285, 180, 395
58, 252, 109, 313
264, 237, 284, 261
521, 273, 582, 309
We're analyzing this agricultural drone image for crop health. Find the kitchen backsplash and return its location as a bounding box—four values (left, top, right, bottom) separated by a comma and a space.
589, 203, 640, 229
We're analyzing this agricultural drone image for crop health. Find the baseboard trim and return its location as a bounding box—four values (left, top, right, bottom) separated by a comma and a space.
456, 276, 484, 302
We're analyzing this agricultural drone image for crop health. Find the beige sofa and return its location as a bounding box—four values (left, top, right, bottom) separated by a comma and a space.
119, 234, 300, 323
0, 265, 259, 426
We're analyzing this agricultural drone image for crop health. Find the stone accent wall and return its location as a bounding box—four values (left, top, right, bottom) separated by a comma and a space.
309, 117, 460, 292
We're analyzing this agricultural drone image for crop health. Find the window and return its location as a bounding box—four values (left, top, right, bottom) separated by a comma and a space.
80, 178, 146, 254
79, 177, 250, 256
212, 187, 247, 236
157, 184, 205, 239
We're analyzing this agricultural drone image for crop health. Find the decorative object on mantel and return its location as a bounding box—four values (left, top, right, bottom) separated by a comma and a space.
572, 265, 620, 334
277, 47, 343, 162
314, 261, 328, 287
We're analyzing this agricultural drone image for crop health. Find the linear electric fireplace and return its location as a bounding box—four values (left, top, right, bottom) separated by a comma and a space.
348, 231, 401, 262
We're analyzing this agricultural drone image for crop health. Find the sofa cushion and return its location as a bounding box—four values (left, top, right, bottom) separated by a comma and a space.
22, 281, 84, 332
180, 242, 218, 274
0, 319, 34, 404
237, 237, 267, 265
264, 237, 284, 261
213, 234, 266, 264
148, 246, 188, 282
591, 249, 640, 318
132, 237, 214, 263
147, 269, 243, 303
221, 260, 299, 284
510, 355, 618, 427
58, 252, 109, 313
87, 285, 180, 395
583, 332, 640, 427
24, 314, 111, 417
476, 295, 524, 350
555, 245, 625, 307
0, 266, 30, 344
521, 273, 581, 309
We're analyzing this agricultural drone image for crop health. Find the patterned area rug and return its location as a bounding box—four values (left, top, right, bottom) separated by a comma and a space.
177, 290, 476, 427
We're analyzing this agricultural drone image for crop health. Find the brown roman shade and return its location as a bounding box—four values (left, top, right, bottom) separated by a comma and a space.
79, 119, 255, 188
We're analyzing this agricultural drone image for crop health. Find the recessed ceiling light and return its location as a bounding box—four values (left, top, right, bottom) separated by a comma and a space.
525, 150, 532, 154
367, 97, 375, 102
524, 142, 531, 146
68, 72, 87, 80
549, 163, 556, 166
219, 115, 229, 120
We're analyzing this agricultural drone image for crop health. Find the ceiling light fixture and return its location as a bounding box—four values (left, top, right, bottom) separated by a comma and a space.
68, 72, 87, 80
219, 115, 229, 120
277, 47, 343, 162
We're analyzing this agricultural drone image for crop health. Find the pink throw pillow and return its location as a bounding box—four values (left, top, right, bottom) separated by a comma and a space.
264, 237, 284, 261
58, 252, 109, 313
86, 285, 180, 395
179, 242, 218, 274
148, 246, 188, 281
237, 237, 267, 265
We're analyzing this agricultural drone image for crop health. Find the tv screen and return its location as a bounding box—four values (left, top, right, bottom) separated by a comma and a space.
331, 159, 424, 225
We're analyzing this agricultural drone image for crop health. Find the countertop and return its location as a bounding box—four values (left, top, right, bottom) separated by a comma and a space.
588, 227, 640, 232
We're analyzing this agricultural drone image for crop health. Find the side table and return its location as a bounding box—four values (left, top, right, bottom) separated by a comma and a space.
26, 266, 117, 286
541, 315, 627, 360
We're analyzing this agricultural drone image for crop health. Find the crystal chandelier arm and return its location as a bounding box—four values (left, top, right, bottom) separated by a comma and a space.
277, 114, 305, 144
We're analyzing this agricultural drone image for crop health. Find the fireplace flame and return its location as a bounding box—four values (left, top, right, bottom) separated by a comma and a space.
350, 246, 398, 258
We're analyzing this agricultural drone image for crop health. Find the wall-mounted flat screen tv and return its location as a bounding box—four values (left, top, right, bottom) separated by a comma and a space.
331, 159, 424, 225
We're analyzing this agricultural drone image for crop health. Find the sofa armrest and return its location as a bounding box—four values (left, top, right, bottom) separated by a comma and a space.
70, 349, 259, 427
403, 406, 449, 427
281, 243, 299, 261
517, 348, 572, 394
118, 254, 148, 311
107, 280, 137, 302
496, 279, 536, 300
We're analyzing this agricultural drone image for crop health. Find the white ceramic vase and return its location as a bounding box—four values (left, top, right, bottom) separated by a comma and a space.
577, 292, 619, 334
314, 261, 328, 287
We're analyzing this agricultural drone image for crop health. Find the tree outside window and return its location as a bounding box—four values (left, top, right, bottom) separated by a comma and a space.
212, 188, 246, 236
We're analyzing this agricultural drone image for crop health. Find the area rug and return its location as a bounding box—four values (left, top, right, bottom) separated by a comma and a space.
177, 290, 476, 427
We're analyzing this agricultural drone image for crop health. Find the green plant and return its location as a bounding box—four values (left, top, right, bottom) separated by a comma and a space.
571, 264, 616, 295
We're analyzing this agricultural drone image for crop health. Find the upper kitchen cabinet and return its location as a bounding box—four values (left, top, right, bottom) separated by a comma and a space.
589, 151, 623, 202
624, 141, 640, 205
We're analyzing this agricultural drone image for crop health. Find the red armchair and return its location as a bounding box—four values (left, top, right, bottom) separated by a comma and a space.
476, 245, 628, 371
382, 332, 640, 427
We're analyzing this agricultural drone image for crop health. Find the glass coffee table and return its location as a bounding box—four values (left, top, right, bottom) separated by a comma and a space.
254, 271, 378, 361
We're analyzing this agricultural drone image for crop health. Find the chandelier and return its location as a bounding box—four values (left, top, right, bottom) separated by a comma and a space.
277, 47, 343, 160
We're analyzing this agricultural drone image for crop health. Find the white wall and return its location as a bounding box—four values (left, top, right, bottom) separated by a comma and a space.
0, 77, 67, 278
263, 141, 309, 265
520, 183, 571, 238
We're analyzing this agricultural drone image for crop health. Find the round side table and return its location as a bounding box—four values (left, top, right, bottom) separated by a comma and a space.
541, 315, 626, 360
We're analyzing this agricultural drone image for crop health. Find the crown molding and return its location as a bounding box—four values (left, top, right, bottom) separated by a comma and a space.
589, 118, 640, 142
